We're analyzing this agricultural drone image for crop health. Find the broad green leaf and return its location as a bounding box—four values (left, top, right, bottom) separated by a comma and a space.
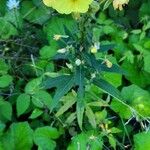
134, 131, 150, 150
32, 90, 52, 110
85, 106, 96, 129
34, 126, 60, 150
39, 45, 57, 59
25, 78, 42, 94
0, 75, 13, 88
67, 131, 103, 150
21, 1, 51, 25
0, 99, 12, 121
43, 16, 76, 45
122, 60, 150, 87
29, 109, 43, 119
0, 18, 17, 39
139, 2, 150, 18
16, 93, 31, 117
121, 85, 150, 117
111, 99, 132, 119
0, 59, 9, 75
2, 122, 33, 150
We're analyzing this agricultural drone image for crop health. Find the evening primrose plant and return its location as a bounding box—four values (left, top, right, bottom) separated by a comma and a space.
40, 0, 127, 129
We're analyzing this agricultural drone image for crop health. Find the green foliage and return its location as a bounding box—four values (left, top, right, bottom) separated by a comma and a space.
134, 131, 150, 150
67, 131, 103, 150
33, 126, 60, 150
16, 93, 31, 117
0, 0, 150, 149
1, 122, 33, 150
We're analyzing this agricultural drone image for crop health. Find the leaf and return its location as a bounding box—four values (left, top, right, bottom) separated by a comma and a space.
121, 85, 150, 117
20, 1, 51, 25
92, 78, 123, 100
67, 131, 103, 150
32, 90, 52, 110
122, 59, 150, 87
87, 101, 108, 107
134, 131, 150, 150
42, 75, 72, 89
0, 75, 13, 88
144, 53, 150, 73
0, 59, 9, 75
85, 106, 96, 129
29, 109, 43, 119
75, 66, 85, 130
39, 45, 57, 59
0, 18, 17, 39
65, 112, 76, 125
43, 16, 77, 45
99, 44, 115, 52
55, 93, 76, 117
84, 53, 126, 74
34, 126, 60, 150
4, 9, 23, 29
108, 135, 116, 150
76, 99, 85, 130
95, 109, 107, 123
102, 72, 122, 88
111, 99, 132, 119
16, 93, 31, 117
52, 76, 74, 109
42, 75, 75, 110
0, 99, 12, 121
25, 78, 42, 94
2, 122, 33, 150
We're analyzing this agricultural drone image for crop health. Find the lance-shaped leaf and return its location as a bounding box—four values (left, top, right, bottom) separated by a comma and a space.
55, 93, 76, 117
85, 105, 96, 129
83, 53, 126, 74
75, 66, 85, 130
92, 78, 123, 100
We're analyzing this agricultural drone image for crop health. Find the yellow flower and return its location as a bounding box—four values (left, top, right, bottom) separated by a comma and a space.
43, 0, 93, 14
43, 0, 56, 7
113, 0, 129, 10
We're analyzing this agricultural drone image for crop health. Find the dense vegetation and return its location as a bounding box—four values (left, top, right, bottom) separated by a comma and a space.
0, 0, 150, 149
